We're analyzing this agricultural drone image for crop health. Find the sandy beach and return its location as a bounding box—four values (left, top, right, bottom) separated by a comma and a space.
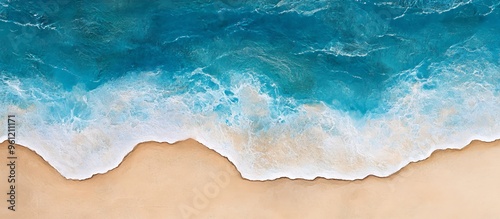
1, 139, 499, 218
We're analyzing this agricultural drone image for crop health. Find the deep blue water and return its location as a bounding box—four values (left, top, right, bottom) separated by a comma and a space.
1, 0, 499, 180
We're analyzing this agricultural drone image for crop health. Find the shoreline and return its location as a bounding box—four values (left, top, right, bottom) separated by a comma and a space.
2, 137, 500, 182
0, 136, 500, 182
1, 138, 500, 217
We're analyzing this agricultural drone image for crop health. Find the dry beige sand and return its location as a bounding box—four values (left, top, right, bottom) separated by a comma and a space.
1, 139, 499, 218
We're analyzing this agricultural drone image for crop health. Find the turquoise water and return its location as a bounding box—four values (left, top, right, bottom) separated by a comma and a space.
1, 0, 499, 180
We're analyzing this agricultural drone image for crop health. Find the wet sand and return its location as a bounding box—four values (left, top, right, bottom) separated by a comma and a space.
1, 139, 499, 218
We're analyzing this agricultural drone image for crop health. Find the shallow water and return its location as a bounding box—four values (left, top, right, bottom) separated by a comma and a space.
1, 0, 499, 179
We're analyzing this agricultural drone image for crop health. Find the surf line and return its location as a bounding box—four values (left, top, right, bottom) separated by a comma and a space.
6, 115, 16, 212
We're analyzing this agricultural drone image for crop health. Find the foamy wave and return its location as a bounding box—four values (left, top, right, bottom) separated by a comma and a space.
1, 36, 499, 180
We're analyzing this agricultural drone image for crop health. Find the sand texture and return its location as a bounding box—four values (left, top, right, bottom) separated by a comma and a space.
1, 139, 499, 218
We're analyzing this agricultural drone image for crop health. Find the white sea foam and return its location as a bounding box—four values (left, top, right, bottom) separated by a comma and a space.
298, 41, 388, 57
1, 38, 499, 180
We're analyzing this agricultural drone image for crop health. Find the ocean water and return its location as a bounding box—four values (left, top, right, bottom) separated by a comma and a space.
1, 0, 499, 180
